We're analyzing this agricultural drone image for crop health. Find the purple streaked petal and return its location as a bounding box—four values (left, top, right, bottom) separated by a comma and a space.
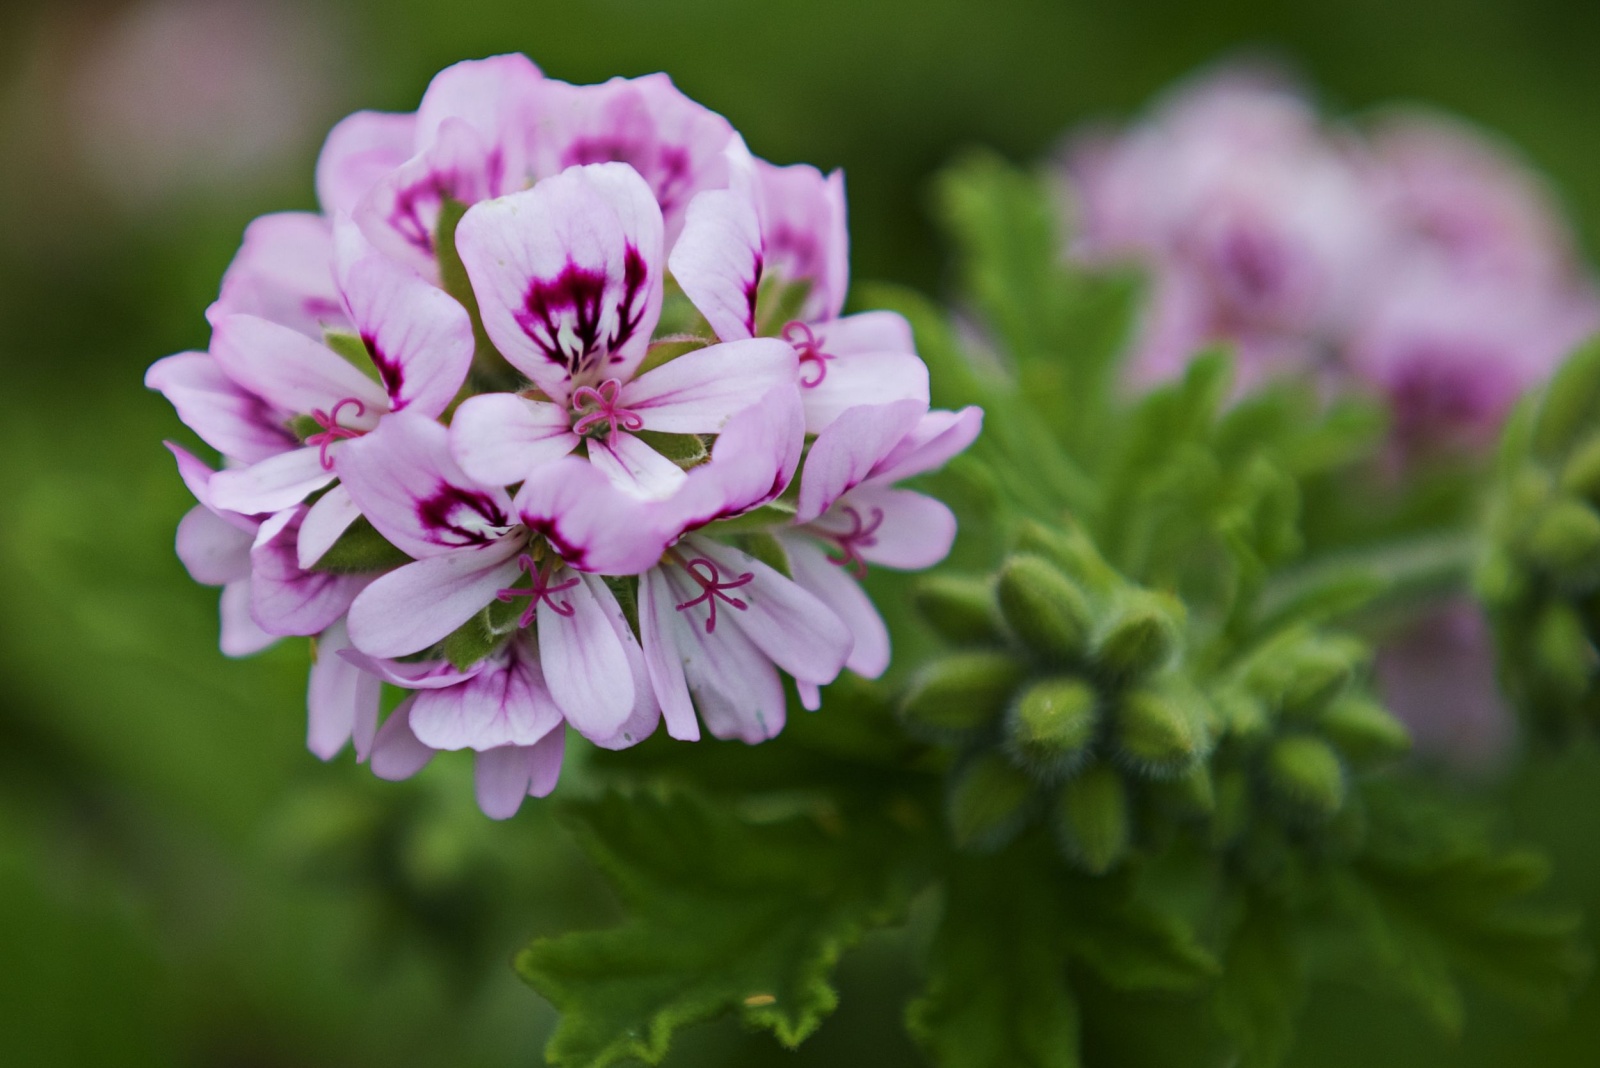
868, 406, 985, 486
219, 579, 276, 657
368, 699, 436, 780
346, 539, 523, 658
794, 399, 925, 524
638, 567, 700, 741
338, 246, 475, 417
658, 563, 786, 743
780, 534, 891, 678
316, 110, 417, 216
176, 504, 253, 586
579, 575, 662, 750
683, 536, 852, 687
815, 486, 957, 571
586, 433, 688, 500
449, 392, 577, 487
336, 411, 516, 559
456, 163, 664, 396
512, 457, 669, 574
249, 508, 367, 637
537, 571, 636, 739
296, 484, 361, 570
307, 619, 382, 760
209, 446, 336, 515
207, 212, 346, 338
625, 337, 797, 434
335, 648, 488, 690
668, 187, 762, 341
210, 313, 389, 420
147, 353, 297, 465
410, 635, 564, 750
751, 159, 850, 323
798, 350, 929, 435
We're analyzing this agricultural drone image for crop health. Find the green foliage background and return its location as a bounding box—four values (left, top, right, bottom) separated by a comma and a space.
2, 0, 1600, 1065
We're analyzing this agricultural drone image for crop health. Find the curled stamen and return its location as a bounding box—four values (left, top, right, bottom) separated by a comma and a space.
305, 397, 368, 470
496, 553, 581, 627
674, 557, 754, 634
783, 321, 835, 388
825, 505, 885, 579
571, 377, 645, 445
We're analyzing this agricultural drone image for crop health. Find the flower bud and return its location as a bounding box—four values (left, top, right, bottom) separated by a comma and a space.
912, 574, 1005, 646
1053, 764, 1131, 875
1534, 338, 1600, 458
899, 652, 1026, 738
1264, 735, 1346, 821
1095, 590, 1184, 679
1006, 676, 1099, 775
1155, 762, 1216, 818
1254, 633, 1367, 716
1319, 694, 1410, 764
1113, 682, 1211, 777
1559, 431, 1600, 504
1526, 498, 1600, 585
1017, 519, 1120, 599
997, 554, 1095, 662
946, 751, 1037, 851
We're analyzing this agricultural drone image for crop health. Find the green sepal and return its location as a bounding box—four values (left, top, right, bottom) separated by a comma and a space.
997, 553, 1095, 663
1112, 681, 1212, 779
1532, 336, 1600, 459
441, 608, 505, 671
632, 429, 709, 470
310, 516, 413, 574
1558, 430, 1600, 502
1319, 694, 1411, 764
1526, 497, 1600, 584
1094, 589, 1184, 680
754, 274, 814, 337
702, 500, 797, 535
1007, 676, 1098, 775
737, 532, 792, 580
435, 197, 511, 385
323, 328, 382, 382
899, 651, 1026, 738
1263, 735, 1346, 822
912, 573, 1006, 646
1017, 519, 1121, 601
1053, 764, 1131, 875
947, 751, 1038, 852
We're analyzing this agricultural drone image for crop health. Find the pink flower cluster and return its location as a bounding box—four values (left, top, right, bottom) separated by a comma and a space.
1066, 66, 1600, 456
147, 55, 981, 818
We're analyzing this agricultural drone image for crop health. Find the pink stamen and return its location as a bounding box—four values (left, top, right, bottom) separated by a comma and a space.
571, 378, 645, 446
783, 321, 835, 388
496, 553, 581, 627
674, 557, 754, 634
825, 505, 885, 578
305, 397, 368, 470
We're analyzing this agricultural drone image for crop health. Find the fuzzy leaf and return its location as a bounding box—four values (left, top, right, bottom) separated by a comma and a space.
1059, 870, 1220, 994
310, 516, 412, 574
1213, 894, 1305, 1068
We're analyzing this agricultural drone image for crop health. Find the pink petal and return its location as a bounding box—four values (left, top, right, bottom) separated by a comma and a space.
780, 534, 891, 678
335, 648, 488, 690
209, 446, 336, 515
586, 433, 688, 500
455, 163, 664, 396
799, 350, 930, 435
812, 310, 914, 357
580, 575, 662, 751
668, 186, 762, 341
176, 505, 253, 586
208, 212, 346, 338
815, 486, 957, 571
449, 393, 577, 486
869, 406, 985, 485
638, 567, 700, 741
316, 110, 417, 216
658, 386, 805, 536
345, 539, 523, 658
307, 619, 381, 760
249, 508, 367, 637
512, 457, 669, 574
625, 337, 798, 433
338, 247, 475, 417
336, 411, 516, 560
537, 572, 636, 739
219, 579, 276, 657
794, 399, 925, 524
658, 563, 786, 742
410, 635, 564, 750
296, 484, 361, 570
473, 732, 565, 820
751, 159, 850, 323
210, 313, 389, 419
681, 536, 852, 687
369, 699, 437, 780
147, 353, 297, 465
414, 53, 542, 171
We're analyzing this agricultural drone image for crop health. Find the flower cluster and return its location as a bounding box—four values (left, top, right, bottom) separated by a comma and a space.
148, 54, 981, 818
1065, 65, 1600, 457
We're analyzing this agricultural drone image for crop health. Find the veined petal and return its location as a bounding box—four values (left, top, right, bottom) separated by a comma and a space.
415, 53, 542, 170
176, 505, 253, 586
799, 350, 930, 435
513, 457, 669, 574
346, 539, 523, 658
209, 446, 336, 515
219, 580, 276, 657
682, 537, 852, 686
449, 392, 577, 487
335, 648, 488, 690
456, 163, 664, 395
338, 246, 474, 417
538, 572, 635, 739
297, 484, 361, 570
211, 313, 389, 419
586, 433, 688, 500
316, 110, 417, 217
815, 486, 957, 571
795, 399, 925, 524
638, 567, 700, 741
780, 534, 891, 678
658, 386, 805, 536
208, 213, 345, 338
249, 508, 367, 637
307, 619, 382, 760
668, 187, 762, 341
869, 406, 985, 485
582, 575, 662, 750
147, 353, 297, 465
411, 635, 563, 751
356, 118, 507, 274
626, 337, 798, 434
659, 563, 786, 743
473, 729, 565, 819
368, 699, 437, 780
337, 411, 516, 559
752, 159, 850, 323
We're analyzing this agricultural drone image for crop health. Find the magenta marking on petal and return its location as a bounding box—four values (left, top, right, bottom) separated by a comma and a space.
783, 321, 835, 388
570, 377, 645, 445
743, 252, 763, 336
824, 505, 885, 578
361, 331, 406, 407
513, 249, 650, 380
524, 516, 588, 570
302, 296, 345, 322
415, 483, 511, 547
306, 397, 368, 469
673, 556, 754, 634
495, 553, 580, 627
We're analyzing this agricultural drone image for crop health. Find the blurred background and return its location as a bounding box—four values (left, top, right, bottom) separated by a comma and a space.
2, 0, 1599, 1064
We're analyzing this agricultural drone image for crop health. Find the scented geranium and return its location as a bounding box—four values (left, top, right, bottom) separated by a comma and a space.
148, 54, 978, 817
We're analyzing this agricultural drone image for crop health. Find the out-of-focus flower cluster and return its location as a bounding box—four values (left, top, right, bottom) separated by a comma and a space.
1065, 65, 1600, 460
148, 54, 981, 818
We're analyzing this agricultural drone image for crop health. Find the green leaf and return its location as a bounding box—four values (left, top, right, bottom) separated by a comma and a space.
310, 516, 412, 574
1058, 870, 1220, 994
520, 790, 926, 1068
1213, 893, 1305, 1068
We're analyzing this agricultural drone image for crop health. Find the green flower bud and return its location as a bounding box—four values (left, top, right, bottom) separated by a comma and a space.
899, 652, 1026, 738
1532, 602, 1595, 699
946, 751, 1037, 851
1526, 498, 1600, 586
1533, 337, 1600, 458
1017, 519, 1120, 599
997, 554, 1095, 662
1095, 589, 1185, 679
1113, 681, 1211, 777
1006, 676, 1099, 774
1053, 765, 1131, 875
1264, 735, 1346, 821
1155, 762, 1216, 818
1319, 694, 1410, 764
1242, 631, 1366, 715
1559, 431, 1600, 503
912, 574, 1005, 646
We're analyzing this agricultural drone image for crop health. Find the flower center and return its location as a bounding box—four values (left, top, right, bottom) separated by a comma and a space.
496, 553, 581, 627
825, 505, 885, 578
306, 397, 368, 470
783, 321, 835, 388
570, 378, 644, 446
673, 557, 754, 634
